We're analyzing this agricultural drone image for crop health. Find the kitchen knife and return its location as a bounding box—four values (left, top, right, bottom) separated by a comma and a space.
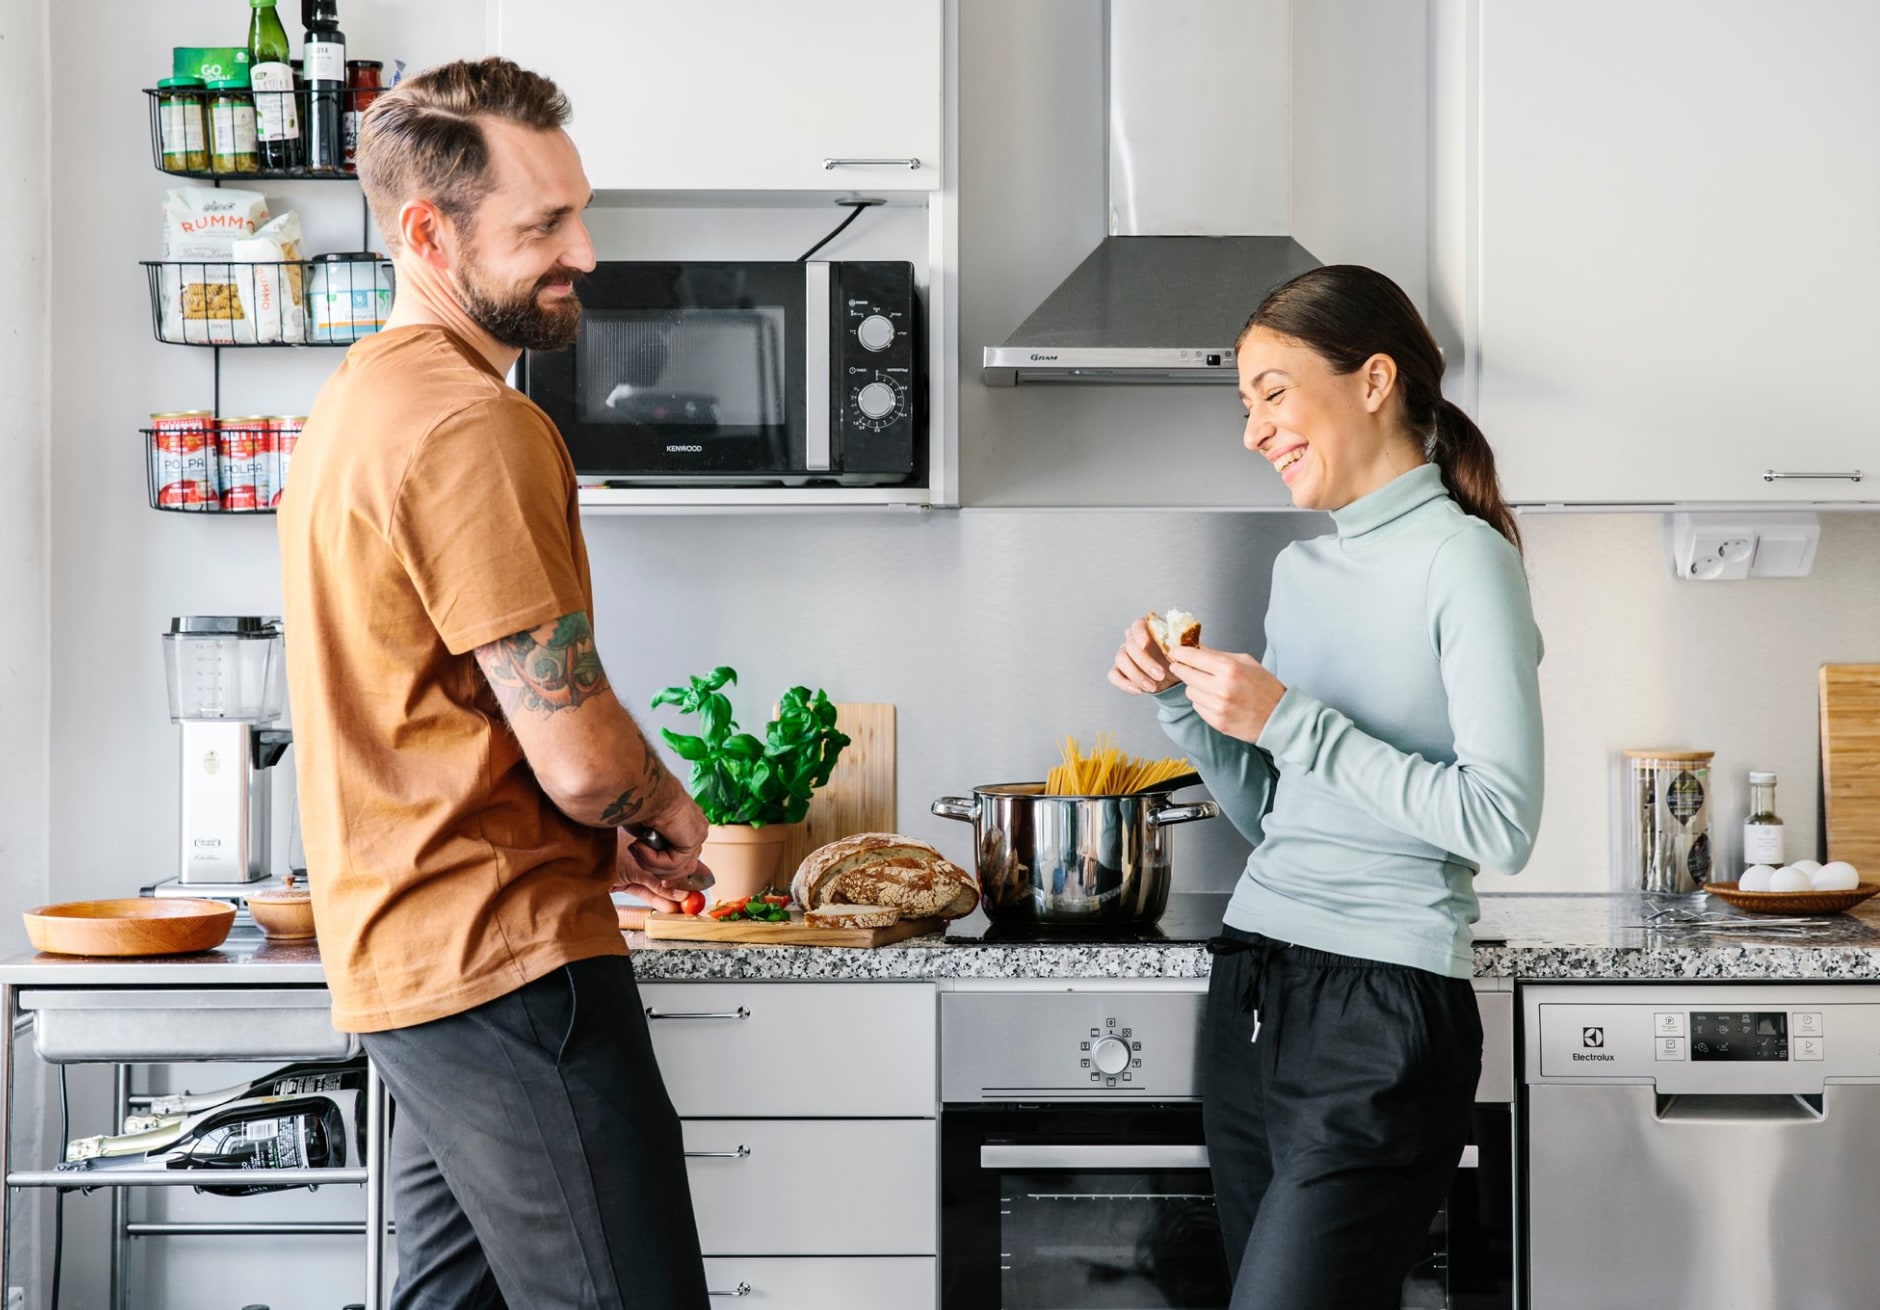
625, 825, 715, 894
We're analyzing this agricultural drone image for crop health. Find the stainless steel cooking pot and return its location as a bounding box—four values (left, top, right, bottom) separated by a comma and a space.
931, 784, 1219, 928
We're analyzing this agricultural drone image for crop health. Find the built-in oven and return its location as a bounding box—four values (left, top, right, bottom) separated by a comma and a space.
939, 980, 1516, 1310
517, 260, 923, 486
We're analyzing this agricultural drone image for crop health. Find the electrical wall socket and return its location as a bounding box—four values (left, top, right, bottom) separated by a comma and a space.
1665, 512, 1820, 580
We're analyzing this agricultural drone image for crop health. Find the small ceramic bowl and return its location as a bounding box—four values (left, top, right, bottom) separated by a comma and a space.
247, 883, 316, 941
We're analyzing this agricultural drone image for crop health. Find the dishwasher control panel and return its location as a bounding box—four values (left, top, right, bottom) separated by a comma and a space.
1525, 983, 1880, 1095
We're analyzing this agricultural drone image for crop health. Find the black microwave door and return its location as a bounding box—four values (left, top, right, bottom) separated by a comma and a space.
532, 263, 807, 478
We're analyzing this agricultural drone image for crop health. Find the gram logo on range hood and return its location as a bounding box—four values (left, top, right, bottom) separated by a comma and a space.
983, 0, 1321, 386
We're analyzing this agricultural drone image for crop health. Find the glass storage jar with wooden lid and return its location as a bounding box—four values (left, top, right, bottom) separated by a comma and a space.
1618, 749, 1714, 896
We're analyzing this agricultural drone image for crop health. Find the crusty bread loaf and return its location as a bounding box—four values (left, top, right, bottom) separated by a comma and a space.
791, 832, 980, 921
1146, 608, 1201, 655
805, 904, 902, 930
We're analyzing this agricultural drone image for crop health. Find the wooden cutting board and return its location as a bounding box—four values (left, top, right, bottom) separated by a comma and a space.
775, 703, 897, 876
1820, 664, 1880, 872
644, 911, 941, 948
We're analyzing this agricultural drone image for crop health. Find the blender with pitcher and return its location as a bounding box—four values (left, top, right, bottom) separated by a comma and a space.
160, 616, 292, 889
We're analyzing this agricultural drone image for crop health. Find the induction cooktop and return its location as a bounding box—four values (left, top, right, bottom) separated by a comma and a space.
943, 891, 1233, 946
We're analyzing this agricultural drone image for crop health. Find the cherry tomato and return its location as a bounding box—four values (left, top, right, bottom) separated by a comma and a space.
760, 893, 791, 907
679, 890, 706, 917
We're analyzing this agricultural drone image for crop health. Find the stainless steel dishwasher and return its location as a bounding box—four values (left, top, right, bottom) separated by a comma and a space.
1523, 982, 1880, 1310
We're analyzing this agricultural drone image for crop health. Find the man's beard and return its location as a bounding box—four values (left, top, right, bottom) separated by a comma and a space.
454, 246, 584, 352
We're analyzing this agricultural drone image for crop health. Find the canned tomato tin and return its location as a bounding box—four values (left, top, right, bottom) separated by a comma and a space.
150, 411, 215, 508
216, 417, 270, 511
265, 416, 304, 507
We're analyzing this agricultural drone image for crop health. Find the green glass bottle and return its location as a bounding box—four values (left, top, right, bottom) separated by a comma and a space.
248, 0, 303, 172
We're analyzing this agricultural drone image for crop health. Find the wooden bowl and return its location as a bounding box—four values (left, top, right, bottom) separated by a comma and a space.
23, 898, 235, 956
1704, 881, 1880, 916
246, 887, 316, 941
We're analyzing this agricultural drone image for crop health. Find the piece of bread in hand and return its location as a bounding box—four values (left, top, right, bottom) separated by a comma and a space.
791, 833, 980, 920
1145, 608, 1201, 654
806, 904, 902, 930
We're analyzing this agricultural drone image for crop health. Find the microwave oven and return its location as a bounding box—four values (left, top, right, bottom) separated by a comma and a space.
518, 260, 923, 486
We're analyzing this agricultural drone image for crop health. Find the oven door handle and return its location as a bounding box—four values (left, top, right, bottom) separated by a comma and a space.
980, 1144, 1210, 1170
979, 1143, 1481, 1171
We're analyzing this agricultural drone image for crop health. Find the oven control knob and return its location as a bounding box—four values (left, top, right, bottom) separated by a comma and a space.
856, 381, 898, 421
1092, 1036, 1131, 1076
857, 314, 896, 352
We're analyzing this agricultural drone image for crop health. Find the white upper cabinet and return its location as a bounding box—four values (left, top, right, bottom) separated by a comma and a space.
1454, 1, 1880, 503
494, 0, 943, 193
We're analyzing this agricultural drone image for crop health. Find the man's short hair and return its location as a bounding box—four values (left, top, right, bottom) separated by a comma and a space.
356, 57, 571, 254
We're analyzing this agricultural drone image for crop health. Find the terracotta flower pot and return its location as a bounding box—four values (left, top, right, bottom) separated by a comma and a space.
700, 823, 792, 904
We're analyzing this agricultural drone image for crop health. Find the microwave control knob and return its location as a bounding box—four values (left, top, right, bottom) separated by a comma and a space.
857, 314, 896, 352
856, 381, 898, 421
1091, 1036, 1131, 1076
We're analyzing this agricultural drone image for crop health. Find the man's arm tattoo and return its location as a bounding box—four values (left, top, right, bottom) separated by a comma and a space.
475, 612, 611, 717
600, 749, 670, 827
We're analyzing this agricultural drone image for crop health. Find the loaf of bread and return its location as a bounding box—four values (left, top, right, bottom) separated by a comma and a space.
805, 904, 902, 930
792, 833, 980, 920
1146, 608, 1201, 654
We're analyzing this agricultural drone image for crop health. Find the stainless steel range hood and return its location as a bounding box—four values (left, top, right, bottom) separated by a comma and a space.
984, 0, 1320, 385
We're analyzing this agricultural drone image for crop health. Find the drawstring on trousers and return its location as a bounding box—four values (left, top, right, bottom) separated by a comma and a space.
1209, 934, 1286, 1043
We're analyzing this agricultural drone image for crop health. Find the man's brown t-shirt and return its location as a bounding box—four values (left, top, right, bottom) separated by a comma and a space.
279, 325, 623, 1033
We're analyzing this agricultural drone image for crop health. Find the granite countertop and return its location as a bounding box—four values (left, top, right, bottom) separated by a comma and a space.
624, 893, 1880, 983
10, 894, 1880, 986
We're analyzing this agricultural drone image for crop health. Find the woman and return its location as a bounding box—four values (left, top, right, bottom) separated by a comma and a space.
1109, 265, 1543, 1309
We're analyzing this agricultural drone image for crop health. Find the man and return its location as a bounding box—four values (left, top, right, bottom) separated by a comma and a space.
278, 57, 710, 1308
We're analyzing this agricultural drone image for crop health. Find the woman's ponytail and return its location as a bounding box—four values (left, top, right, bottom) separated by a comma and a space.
1433, 398, 1522, 554
1243, 265, 1523, 555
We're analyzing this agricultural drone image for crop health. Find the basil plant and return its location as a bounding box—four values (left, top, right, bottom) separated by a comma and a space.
650, 667, 851, 828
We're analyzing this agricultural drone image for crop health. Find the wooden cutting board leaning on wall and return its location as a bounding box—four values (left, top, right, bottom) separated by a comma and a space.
775, 703, 897, 878
1820, 666, 1880, 873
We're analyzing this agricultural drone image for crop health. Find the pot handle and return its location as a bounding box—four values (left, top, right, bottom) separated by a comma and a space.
1147, 800, 1220, 827
931, 796, 981, 823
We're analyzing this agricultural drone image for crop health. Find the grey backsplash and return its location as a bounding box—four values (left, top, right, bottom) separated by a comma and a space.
585, 507, 1880, 898
584, 508, 1323, 892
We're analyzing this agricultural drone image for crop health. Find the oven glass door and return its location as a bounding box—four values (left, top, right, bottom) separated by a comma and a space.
943, 1105, 1232, 1310
528, 262, 808, 479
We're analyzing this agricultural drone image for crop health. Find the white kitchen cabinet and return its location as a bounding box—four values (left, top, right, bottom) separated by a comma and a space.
638, 981, 936, 1117
1442, 0, 1880, 504
493, 0, 943, 193
702, 1257, 936, 1308
683, 1119, 937, 1255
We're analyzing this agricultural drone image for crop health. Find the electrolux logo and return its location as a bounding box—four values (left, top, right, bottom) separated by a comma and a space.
1582, 1027, 1605, 1049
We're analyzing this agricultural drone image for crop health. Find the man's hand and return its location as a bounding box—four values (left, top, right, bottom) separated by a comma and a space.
610, 791, 712, 912
1165, 645, 1286, 743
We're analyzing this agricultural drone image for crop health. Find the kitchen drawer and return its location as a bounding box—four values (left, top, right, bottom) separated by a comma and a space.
20, 988, 358, 1063
702, 1257, 935, 1308
639, 982, 935, 1117
684, 1119, 936, 1255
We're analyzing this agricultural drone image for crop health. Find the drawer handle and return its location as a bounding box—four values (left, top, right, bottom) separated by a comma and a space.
1763, 469, 1863, 482
685, 1146, 751, 1160
709, 1284, 753, 1298
645, 1007, 750, 1022
822, 156, 921, 170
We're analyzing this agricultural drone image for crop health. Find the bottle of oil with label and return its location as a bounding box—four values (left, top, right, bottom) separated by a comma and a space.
302, 0, 346, 173
248, 0, 303, 171
1743, 771, 1785, 867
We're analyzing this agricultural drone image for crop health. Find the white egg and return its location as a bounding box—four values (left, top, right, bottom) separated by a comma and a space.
1791, 859, 1824, 875
1812, 861, 1861, 892
1770, 866, 1815, 893
1739, 865, 1777, 891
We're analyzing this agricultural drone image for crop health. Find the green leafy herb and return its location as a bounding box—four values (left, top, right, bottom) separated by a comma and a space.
650, 668, 851, 828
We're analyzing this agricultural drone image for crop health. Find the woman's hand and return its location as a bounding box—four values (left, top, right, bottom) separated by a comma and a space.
1165, 645, 1286, 742
1108, 616, 1180, 695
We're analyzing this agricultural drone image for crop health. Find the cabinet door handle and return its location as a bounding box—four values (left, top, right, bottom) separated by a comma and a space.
1764, 469, 1863, 482
708, 1284, 753, 1298
684, 1145, 751, 1160
822, 156, 921, 170
644, 1007, 750, 1021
